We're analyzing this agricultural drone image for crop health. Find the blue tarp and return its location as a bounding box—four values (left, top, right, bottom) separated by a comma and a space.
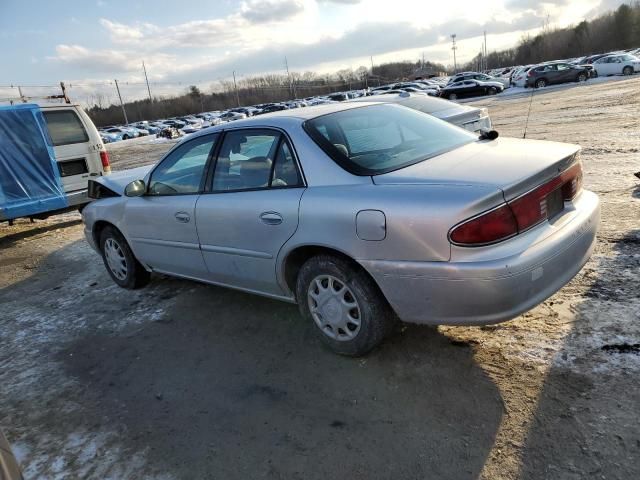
0, 103, 67, 221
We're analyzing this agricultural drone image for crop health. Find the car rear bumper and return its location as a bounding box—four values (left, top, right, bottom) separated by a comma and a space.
65, 188, 89, 207
361, 190, 600, 325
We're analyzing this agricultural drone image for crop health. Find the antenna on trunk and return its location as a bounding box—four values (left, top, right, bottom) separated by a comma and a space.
522, 86, 535, 139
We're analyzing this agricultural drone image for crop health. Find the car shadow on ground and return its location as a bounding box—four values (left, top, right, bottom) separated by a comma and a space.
518, 228, 640, 478
18, 245, 505, 479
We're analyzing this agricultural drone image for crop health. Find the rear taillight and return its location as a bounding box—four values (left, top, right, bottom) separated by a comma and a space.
449, 204, 518, 245
100, 151, 111, 173
450, 161, 583, 246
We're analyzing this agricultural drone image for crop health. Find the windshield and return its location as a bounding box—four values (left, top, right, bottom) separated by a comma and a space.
304, 104, 476, 175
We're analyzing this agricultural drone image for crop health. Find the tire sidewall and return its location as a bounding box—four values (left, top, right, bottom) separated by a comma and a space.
448, 93, 457, 100
535, 79, 546, 88
296, 256, 392, 356
100, 227, 138, 289
623, 66, 633, 76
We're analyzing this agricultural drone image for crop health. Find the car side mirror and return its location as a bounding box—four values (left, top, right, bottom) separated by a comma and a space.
479, 129, 499, 141
124, 179, 146, 197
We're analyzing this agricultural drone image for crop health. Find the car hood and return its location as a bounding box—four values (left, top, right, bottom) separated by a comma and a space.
95, 165, 154, 195
372, 137, 580, 200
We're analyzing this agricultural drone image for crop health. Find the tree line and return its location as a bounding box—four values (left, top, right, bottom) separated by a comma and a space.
86, 59, 445, 127
463, 3, 640, 71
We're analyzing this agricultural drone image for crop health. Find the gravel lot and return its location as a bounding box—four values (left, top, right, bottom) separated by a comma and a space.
1, 77, 639, 479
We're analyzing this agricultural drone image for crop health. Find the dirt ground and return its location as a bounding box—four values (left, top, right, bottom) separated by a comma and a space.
1, 77, 639, 479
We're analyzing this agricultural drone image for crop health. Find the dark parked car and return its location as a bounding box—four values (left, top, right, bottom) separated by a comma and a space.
439, 80, 503, 100
525, 63, 590, 88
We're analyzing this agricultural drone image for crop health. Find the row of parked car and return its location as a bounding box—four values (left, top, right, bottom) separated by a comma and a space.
98, 46, 640, 142
500, 47, 640, 88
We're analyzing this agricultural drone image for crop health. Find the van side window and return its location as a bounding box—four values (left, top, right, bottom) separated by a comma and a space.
42, 111, 90, 146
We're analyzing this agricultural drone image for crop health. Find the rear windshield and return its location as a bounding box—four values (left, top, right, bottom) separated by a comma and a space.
304, 104, 476, 175
43, 110, 89, 146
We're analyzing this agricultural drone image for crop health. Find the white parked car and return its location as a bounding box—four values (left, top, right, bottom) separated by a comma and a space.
589, 54, 640, 77
41, 104, 111, 209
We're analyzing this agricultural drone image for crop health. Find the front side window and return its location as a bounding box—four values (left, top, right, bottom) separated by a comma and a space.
304, 104, 476, 175
42, 110, 89, 146
556, 64, 570, 71
148, 134, 217, 195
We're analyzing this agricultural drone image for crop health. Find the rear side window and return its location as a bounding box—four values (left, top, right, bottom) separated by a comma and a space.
42, 110, 89, 146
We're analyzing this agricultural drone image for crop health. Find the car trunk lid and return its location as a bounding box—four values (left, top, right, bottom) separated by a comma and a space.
372, 137, 580, 201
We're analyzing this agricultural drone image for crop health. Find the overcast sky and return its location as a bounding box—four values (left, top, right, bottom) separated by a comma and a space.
0, 0, 627, 103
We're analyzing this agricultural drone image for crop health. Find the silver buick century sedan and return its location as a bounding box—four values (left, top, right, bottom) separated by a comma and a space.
83, 103, 600, 355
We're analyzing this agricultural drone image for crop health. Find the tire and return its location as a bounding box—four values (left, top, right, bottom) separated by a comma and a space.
577, 73, 587, 82
593, 70, 599, 78
488, 87, 497, 95
296, 255, 395, 356
535, 79, 547, 88
99, 225, 150, 289
448, 93, 458, 100
623, 66, 633, 76
122, 134, 129, 140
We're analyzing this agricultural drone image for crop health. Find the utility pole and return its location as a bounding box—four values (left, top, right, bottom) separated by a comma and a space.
483, 30, 488, 71
114, 79, 128, 125
142, 61, 152, 102
285, 56, 296, 98
451, 34, 458, 73
232, 71, 240, 107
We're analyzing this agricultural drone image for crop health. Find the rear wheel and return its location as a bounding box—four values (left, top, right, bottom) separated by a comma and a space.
593, 70, 599, 78
448, 93, 458, 100
623, 66, 633, 76
296, 255, 395, 356
535, 79, 547, 88
488, 87, 497, 95
99, 226, 150, 289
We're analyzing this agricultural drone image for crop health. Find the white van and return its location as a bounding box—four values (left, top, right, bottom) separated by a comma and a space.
40, 104, 111, 210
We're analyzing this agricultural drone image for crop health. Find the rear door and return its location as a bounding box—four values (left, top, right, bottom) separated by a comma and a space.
42, 108, 95, 193
195, 129, 305, 295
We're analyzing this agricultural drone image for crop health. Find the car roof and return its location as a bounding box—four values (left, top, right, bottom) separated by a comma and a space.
183, 102, 384, 141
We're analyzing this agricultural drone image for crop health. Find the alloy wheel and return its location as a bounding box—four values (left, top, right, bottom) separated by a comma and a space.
307, 275, 361, 341
104, 238, 128, 281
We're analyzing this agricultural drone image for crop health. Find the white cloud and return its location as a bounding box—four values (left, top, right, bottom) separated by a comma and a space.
240, 0, 306, 24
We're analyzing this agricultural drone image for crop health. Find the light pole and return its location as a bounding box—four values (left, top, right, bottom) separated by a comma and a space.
451, 34, 457, 73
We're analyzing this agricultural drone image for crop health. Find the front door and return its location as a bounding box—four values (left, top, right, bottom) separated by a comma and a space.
195, 129, 305, 295
124, 133, 218, 278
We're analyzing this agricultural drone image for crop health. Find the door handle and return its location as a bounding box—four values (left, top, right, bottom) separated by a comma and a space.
259, 211, 283, 225
175, 211, 191, 223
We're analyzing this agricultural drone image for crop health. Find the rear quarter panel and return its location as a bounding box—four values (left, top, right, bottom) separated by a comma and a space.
277, 183, 504, 290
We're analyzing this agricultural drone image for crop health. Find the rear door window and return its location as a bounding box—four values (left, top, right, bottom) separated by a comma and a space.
43, 110, 89, 146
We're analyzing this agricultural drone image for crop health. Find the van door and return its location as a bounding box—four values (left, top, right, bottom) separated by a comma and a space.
42, 108, 97, 193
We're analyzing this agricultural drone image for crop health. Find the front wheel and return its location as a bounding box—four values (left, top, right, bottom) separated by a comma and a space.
623, 66, 633, 76
122, 134, 129, 140
488, 87, 497, 95
448, 93, 458, 100
100, 226, 150, 289
296, 255, 395, 356
577, 73, 587, 82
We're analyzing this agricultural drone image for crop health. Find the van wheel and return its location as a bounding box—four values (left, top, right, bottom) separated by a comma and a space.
623, 66, 633, 76
296, 255, 395, 356
100, 226, 150, 289
535, 79, 547, 88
